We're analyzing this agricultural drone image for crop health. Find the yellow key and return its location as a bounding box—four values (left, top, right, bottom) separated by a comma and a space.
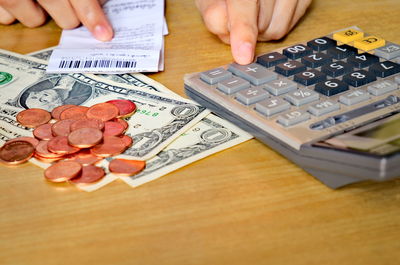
333, 29, 364, 43
353, 36, 386, 51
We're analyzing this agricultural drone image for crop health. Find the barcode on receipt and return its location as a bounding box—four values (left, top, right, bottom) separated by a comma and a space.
58, 59, 137, 69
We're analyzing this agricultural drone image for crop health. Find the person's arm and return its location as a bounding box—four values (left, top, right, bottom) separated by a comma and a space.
0, 0, 113, 41
196, 0, 312, 65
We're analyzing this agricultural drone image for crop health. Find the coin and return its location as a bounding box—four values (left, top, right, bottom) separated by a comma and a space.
86, 103, 119, 122
51, 105, 75, 120
70, 118, 104, 131
16, 108, 51, 128
47, 136, 80, 155
120, 135, 133, 148
0, 140, 35, 165
35, 140, 66, 159
7, 137, 39, 148
113, 118, 129, 131
91, 136, 126, 157
103, 121, 125, 136
44, 161, 82, 183
70, 165, 105, 185
65, 149, 103, 165
108, 159, 146, 176
51, 119, 75, 137
33, 123, 54, 140
68, 127, 103, 148
59, 106, 88, 120
106, 99, 137, 118
34, 153, 64, 163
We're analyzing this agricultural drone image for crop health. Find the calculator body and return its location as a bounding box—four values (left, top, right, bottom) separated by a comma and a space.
184, 27, 400, 188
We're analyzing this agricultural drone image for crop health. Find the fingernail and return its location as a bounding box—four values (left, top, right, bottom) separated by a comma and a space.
94, 24, 113, 42
234, 42, 254, 65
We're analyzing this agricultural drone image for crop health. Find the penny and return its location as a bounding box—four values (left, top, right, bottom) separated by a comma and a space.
59, 106, 88, 120
51, 119, 75, 137
91, 136, 126, 157
44, 161, 82, 183
106, 99, 137, 118
70, 118, 104, 131
33, 123, 54, 140
108, 159, 146, 176
68, 127, 103, 148
0, 140, 35, 165
103, 121, 125, 136
51, 105, 75, 120
112, 118, 128, 132
34, 153, 64, 163
47, 136, 80, 155
86, 102, 119, 122
70, 165, 105, 184
8, 137, 39, 148
35, 140, 66, 159
66, 149, 103, 165
16, 108, 51, 128
120, 135, 133, 148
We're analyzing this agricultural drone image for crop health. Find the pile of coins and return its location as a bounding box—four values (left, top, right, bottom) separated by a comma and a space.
0, 100, 146, 186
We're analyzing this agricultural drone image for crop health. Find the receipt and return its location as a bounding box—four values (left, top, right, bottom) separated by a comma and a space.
47, 0, 165, 73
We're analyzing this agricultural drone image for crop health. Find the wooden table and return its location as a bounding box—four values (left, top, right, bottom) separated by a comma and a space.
1, 1, 399, 264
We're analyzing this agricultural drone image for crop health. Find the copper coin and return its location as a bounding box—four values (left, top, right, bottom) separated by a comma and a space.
108, 159, 146, 176
120, 135, 133, 148
51, 105, 75, 120
70, 118, 104, 131
34, 153, 64, 163
86, 103, 119, 122
33, 123, 54, 140
59, 106, 88, 120
113, 118, 129, 131
106, 99, 137, 118
103, 121, 125, 137
0, 140, 35, 165
16, 108, 51, 128
68, 127, 103, 148
91, 136, 126, 157
47, 136, 80, 155
7, 137, 39, 148
35, 140, 66, 159
44, 161, 82, 183
51, 119, 75, 137
65, 149, 103, 165
70, 165, 105, 184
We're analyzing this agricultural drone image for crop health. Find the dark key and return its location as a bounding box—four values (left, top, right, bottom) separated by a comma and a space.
275, 61, 306, 77
307, 37, 337, 51
321, 61, 353, 77
347, 53, 379, 68
326, 44, 357, 59
301, 53, 333, 68
315, 79, 349, 96
342, 70, 377, 87
257, 52, 288, 68
294, 69, 327, 86
282, 44, 313, 59
369, 61, 400, 77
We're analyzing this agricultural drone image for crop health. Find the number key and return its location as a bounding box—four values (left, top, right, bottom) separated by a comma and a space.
301, 52, 333, 68
326, 44, 357, 59
293, 69, 326, 86
283, 44, 313, 59
314, 79, 349, 96
275, 60, 306, 77
347, 53, 379, 68
342, 70, 376, 87
307, 37, 337, 51
321, 61, 353, 77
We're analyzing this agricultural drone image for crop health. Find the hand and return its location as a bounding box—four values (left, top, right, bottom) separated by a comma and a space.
196, 0, 312, 65
0, 0, 113, 41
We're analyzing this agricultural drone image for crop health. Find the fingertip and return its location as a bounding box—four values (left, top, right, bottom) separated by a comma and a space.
93, 23, 113, 42
231, 41, 255, 65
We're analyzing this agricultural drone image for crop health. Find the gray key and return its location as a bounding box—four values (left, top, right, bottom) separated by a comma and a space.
339, 89, 370, 105
200, 67, 232, 85
308, 100, 340, 116
235, 86, 269, 105
374, 42, 400, 60
284, 88, 319, 106
367, 80, 398, 96
255, 97, 290, 116
265, 78, 297, 96
217, 76, 250, 95
228, 63, 277, 85
395, 75, 400, 84
277, 110, 310, 127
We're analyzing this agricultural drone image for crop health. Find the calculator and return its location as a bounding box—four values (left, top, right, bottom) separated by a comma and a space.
184, 26, 400, 188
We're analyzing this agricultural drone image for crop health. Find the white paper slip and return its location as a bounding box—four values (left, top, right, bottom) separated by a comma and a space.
47, 0, 165, 74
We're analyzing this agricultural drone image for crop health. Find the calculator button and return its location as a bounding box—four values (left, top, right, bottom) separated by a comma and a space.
332, 29, 364, 43
326, 44, 357, 59
347, 53, 379, 68
339, 89, 371, 105
342, 70, 377, 87
217, 76, 250, 95
257, 52, 288, 68
200, 67, 232, 85
275, 61, 306, 77
228, 63, 278, 85
367, 80, 398, 96
369, 61, 400, 78
374, 42, 400, 60
284, 88, 320, 106
307, 37, 337, 51
321, 61, 353, 77
301, 53, 333, 68
235, 86, 269, 105
353, 36, 385, 51
308, 100, 340, 116
277, 110, 310, 127
282, 44, 313, 59
293, 69, 327, 86
314, 79, 349, 96
255, 97, 290, 116
265, 78, 297, 96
